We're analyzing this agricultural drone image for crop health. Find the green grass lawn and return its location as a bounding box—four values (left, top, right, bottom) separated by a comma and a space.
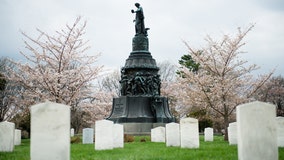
1, 136, 283, 160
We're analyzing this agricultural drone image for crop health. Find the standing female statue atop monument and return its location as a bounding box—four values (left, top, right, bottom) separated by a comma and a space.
131, 3, 146, 35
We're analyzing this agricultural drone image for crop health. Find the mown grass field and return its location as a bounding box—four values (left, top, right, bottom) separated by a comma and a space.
1, 136, 283, 160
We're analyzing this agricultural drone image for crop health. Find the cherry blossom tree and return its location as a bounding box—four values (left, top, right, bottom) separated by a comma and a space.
255, 75, 284, 116
0, 60, 8, 121
175, 25, 273, 140
5, 17, 103, 132
91, 90, 116, 120
0, 58, 24, 122
90, 70, 121, 122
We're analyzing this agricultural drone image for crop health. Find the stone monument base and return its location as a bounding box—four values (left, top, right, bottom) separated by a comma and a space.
121, 122, 167, 135
107, 96, 175, 123
107, 96, 175, 135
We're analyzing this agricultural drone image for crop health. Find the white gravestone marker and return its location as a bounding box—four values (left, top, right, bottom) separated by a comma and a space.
228, 122, 237, 145
237, 101, 277, 160
0, 121, 15, 152
14, 129, 21, 145
166, 123, 180, 147
276, 116, 284, 147
30, 102, 70, 160
204, 127, 213, 142
95, 120, 114, 150
70, 128, 74, 137
180, 117, 199, 148
82, 128, 94, 144
151, 126, 165, 143
113, 124, 124, 148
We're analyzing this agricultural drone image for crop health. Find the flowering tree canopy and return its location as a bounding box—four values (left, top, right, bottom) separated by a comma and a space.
4, 17, 104, 132
0, 58, 23, 122
255, 75, 284, 116
175, 25, 273, 140
6, 17, 102, 106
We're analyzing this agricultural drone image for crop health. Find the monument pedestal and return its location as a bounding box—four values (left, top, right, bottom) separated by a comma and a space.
121, 123, 167, 135
107, 96, 175, 135
107, 96, 174, 123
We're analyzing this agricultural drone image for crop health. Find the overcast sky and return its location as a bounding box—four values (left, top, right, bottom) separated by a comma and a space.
0, 0, 283, 76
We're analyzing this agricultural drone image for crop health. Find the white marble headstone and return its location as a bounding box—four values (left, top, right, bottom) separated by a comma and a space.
82, 128, 94, 144
0, 121, 15, 152
14, 129, 21, 145
30, 102, 70, 160
165, 122, 180, 147
70, 128, 74, 137
276, 116, 284, 147
237, 101, 277, 160
204, 127, 213, 142
228, 122, 237, 145
113, 124, 124, 148
151, 126, 165, 143
180, 117, 199, 148
95, 120, 114, 150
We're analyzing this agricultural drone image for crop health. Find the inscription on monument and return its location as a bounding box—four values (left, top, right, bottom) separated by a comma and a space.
112, 98, 126, 117
115, 102, 124, 114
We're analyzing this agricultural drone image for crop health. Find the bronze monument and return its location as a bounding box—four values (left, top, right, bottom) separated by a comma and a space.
107, 3, 175, 134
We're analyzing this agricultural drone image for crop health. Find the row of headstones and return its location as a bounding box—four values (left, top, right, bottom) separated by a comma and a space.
151, 101, 281, 160
1, 101, 282, 159
0, 122, 22, 152
0, 102, 124, 160
151, 119, 214, 148
228, 116, 284, 147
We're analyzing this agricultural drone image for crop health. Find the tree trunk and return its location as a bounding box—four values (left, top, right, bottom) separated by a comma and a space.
223, 115, 229, 141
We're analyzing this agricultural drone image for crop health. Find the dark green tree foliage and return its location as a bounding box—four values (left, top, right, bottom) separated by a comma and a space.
179, 54, 200, 72
177, 52, 200, 77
